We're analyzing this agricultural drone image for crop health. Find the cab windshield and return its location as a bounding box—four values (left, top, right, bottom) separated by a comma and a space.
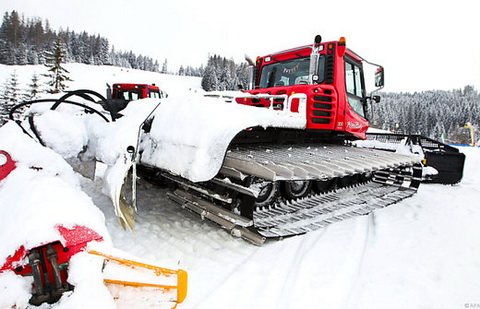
117, 90, 141, 101
259, 56, 325, 88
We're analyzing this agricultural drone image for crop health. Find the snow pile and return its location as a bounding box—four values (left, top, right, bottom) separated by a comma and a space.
0, 271, 32, 309
34, 110, 90, 159
0, 122, 114, 308
18, 92, 164, 209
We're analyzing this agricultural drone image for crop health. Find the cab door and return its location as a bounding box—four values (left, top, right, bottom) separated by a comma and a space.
343, 57, 369, 137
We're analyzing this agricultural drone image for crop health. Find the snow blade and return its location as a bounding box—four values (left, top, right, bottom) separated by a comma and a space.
365, 133, 466, 184
118, 193, 135, 230
422, 149, 465, 184
88, 250, 187, 308
107, 149, 137, 231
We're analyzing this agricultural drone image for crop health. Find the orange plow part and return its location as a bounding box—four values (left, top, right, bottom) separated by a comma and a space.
88, 250, 187, 308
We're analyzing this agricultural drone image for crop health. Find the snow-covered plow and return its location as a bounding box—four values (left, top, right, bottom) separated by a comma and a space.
0, 117, 187, 308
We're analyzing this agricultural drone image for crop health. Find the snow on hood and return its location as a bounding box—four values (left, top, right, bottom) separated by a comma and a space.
139, 92, 307, 182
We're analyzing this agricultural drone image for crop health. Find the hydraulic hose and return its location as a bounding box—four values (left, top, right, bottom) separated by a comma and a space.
8, 90, 113, 145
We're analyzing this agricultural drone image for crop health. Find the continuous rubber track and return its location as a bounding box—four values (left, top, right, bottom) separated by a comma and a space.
155, 144, 423, 244
253, 181, 416, 238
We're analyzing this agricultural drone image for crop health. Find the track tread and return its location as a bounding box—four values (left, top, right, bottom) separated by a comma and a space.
254, 181, 416, 238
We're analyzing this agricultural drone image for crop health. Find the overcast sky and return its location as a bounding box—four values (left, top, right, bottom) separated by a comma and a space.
2, 0, 479, 92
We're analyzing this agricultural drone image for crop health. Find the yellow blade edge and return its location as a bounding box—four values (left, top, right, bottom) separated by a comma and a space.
88, 249, 188, 303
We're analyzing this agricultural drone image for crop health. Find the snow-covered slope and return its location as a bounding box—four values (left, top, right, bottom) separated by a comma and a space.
0, 63, 201, 98
1, 64, 479, 309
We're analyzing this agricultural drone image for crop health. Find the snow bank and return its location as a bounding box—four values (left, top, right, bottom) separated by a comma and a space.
34, 110, 90, 159
0, 122, 114, 308
0, 271, 32, 309
99, 148, 480, 309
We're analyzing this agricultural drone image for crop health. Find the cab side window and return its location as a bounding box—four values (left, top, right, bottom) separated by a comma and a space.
345, 60, 366, 118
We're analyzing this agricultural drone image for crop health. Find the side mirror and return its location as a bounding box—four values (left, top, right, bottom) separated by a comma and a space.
375, 67, 384, 88
366, 95, 381, 104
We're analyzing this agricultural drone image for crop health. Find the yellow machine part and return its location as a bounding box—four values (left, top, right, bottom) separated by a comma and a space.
88, 250, 187, 307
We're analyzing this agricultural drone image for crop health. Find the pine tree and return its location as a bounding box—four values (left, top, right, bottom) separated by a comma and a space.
201, 64, 218, 91
178, 65, 185, 76
43, 38, 72, 93
201, 54, 250, 91
1, 71, 20, 124
2, 71, 20, 104
153, 60, 160, 72
24, 73, 41, 100
161, 59, 168, 74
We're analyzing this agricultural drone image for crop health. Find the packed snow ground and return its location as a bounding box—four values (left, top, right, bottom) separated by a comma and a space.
90, 147, 480, 309
1, 64, 480, 308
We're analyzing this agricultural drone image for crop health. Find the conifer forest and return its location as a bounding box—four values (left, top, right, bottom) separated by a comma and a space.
1, 10, 478, 144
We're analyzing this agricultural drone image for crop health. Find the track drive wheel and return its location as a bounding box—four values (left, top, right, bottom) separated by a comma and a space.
248, 178, 280, 209
282, 180, 312, 200
314, 178, 338, 193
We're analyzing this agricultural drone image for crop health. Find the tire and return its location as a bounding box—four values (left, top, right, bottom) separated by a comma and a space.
282, 180, 312, 200
252, 180, 280, 209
